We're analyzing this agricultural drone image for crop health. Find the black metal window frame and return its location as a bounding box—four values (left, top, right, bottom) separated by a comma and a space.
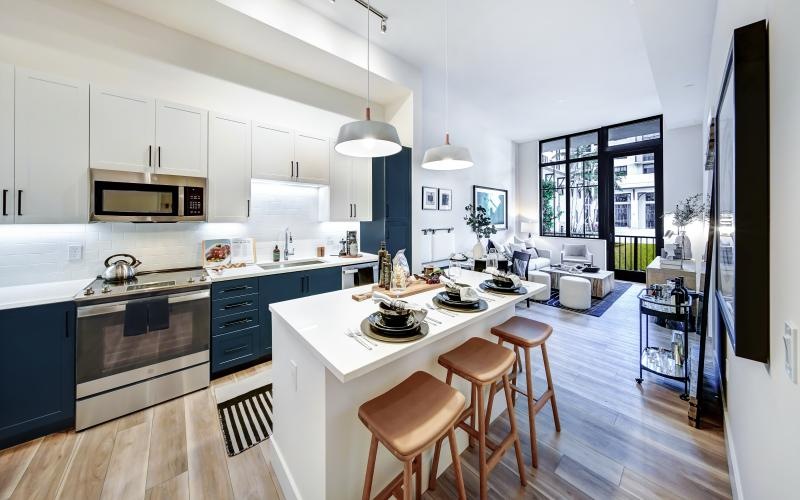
538, 115, 663, 242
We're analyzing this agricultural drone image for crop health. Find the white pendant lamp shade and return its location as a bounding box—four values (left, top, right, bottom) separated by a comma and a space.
422, 134, 474, 170
334, 0, 402, 158
335, 107, 401, 158
422, 0, 473, 170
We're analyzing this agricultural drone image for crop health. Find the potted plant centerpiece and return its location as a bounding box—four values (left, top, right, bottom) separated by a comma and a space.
664, 193, 709, 261
464, 203, 497, 259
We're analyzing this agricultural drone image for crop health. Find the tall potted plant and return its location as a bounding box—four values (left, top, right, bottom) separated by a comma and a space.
465, 204, 497, 258
664, 193, 708, 259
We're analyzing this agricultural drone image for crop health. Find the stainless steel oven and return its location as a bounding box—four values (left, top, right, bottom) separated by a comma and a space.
75, 272, 210, 430
90, 168, 206, 222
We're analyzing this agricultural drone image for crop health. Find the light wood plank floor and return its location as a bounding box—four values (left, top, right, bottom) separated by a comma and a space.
0, 283, 729, 499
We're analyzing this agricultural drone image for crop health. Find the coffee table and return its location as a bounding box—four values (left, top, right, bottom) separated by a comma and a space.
543, 266, 615, 298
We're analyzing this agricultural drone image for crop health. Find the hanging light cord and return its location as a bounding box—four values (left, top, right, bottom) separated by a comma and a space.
444, 0, 449, 141
366, 0, 371, 115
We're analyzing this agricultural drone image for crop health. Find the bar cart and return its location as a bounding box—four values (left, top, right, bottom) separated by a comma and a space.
636, 290, 693, 400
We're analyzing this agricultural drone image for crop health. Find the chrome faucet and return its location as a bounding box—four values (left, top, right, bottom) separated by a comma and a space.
284, 228, 294, 260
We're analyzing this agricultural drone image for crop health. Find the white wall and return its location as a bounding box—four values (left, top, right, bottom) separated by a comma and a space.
704, 1, 800, 499
414, 72, 516, 267
0, 0, 377, 286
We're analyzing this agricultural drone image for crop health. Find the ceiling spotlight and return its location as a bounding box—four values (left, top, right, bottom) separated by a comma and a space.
380, 19, 387, 33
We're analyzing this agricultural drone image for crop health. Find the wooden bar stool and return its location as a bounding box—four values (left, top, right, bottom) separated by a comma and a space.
487, 316, 561, 468
358, 371, 467, 500
429, 337, 526, 499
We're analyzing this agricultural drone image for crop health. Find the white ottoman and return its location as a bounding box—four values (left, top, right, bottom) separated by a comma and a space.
559, 276, 592, 310
527, 270, 552, 301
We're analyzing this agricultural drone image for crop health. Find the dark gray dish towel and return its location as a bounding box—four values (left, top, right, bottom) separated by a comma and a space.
123, 298, 149, 337
147, 296, 170, 331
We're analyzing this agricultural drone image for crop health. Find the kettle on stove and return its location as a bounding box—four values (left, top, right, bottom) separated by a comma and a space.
102, 253, 142, 282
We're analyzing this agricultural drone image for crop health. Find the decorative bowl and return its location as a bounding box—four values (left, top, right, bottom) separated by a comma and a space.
378, 302, 412, 327
444, 282, 470, 301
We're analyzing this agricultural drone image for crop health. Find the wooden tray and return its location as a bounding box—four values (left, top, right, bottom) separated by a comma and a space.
351, 280, 443, 301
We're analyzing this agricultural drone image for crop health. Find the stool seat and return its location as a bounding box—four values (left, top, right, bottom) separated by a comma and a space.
358, 371, 465, 460
491, 316, 553, 348
438, 337, 516, 384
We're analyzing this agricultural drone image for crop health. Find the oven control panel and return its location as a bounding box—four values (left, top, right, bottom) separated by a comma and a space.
184, 187, 204, 216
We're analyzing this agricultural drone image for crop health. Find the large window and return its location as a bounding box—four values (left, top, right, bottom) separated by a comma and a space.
539, 116, 662, 239
539, 132, 599, 237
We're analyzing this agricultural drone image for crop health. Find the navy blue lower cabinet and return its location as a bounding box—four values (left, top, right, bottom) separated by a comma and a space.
305, 267, 341, 296
0, 301, 75, 449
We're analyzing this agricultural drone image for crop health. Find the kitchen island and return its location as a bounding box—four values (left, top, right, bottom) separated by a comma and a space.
269, 270, 545, 499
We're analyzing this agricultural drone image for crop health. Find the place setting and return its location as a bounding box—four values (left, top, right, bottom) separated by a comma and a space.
351, 292, 431, 345
430, 277, 489, 313
479, 271, 529, 296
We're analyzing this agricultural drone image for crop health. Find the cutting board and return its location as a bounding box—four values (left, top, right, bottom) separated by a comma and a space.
351, 279, 443, 302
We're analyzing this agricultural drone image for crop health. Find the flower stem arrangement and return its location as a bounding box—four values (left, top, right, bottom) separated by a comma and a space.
465, 204, 497, 258
664, 193, 709, 260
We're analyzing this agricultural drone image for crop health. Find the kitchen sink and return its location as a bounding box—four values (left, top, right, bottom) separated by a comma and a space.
259, 259, 327, 271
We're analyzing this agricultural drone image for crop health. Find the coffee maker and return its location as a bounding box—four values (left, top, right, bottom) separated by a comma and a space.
346, 230, 359, 256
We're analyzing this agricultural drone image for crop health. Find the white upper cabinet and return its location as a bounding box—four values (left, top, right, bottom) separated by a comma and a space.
294, 132, 329, 185
90, 88, 155, 172
14, 69, 89, 224
0, 63, 13, 224
252, 122, 293, 182
351, 157, 372, 221
326, 151, 372, 222
155, 100, 208, 178
208, 113, 251, 223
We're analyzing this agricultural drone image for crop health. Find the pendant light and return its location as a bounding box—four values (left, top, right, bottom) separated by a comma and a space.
422, 0, 473, 170
335, 0, 401, 158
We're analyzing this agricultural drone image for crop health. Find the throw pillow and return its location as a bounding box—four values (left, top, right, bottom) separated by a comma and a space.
514, 235, 536, 250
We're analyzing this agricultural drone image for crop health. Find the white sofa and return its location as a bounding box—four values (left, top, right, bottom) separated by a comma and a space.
486, 236, 552, 271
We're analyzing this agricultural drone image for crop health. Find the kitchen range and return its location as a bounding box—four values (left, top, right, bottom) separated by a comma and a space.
74, 264, 211, 430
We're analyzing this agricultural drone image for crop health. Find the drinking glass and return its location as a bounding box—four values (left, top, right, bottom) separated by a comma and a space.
485, 249, 499, 274
448, 261, 462, 280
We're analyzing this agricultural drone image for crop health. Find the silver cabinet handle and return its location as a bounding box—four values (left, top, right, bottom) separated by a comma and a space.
296, 161, 300, 179
354, 204, 357, 218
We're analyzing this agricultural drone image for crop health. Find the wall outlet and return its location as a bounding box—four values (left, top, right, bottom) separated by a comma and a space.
67, 244, 82, 261
784, 322, 798, 384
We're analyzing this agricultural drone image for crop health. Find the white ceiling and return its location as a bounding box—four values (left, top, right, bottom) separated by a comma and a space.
295, 0, 717, 140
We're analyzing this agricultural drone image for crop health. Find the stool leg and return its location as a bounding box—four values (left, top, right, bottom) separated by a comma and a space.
476, 382, 488, 500
467, 384, 476, 449
542, 343, 561, 432
362, 435, 379, 500
448, 428, 467, 500
414, 455, 421, 500
403, 460, 413, 500
524, 347, 539, 468
484, 381, 497, 430
503, 373, 527, 486
512, 345, 522, 407
428, 370, 453, 490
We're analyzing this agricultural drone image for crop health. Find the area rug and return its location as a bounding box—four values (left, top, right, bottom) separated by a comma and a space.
534, 281, 632, 317
217, 384, 273, 456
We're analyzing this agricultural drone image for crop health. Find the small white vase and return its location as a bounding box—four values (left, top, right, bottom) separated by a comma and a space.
472, 238, 485, 259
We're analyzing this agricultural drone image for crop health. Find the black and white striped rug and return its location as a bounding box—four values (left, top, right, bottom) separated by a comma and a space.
217, 384, 273, 456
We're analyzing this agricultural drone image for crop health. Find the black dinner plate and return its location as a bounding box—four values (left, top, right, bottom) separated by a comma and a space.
479, 282, 528, 295
360, 318, 429, 343
432, 295, 489, 313
434, 291, 480, 308
482, 280, 521, 292
367, 311, 424, 336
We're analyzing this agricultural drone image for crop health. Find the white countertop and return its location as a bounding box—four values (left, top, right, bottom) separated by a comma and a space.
269, 270, 545, 383
0, 278, 95, 311
206, 253, 378, 282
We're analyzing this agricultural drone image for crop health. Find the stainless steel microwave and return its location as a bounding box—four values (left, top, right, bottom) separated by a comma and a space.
90, 169, 206, 222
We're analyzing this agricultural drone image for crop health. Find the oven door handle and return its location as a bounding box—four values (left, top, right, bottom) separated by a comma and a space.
77, 290, 210, 317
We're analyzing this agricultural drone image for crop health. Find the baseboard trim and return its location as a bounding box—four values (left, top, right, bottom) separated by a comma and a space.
724, 408, 743, 500
270, 437, 300, 500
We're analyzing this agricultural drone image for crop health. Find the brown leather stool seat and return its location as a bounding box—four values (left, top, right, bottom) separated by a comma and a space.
438, 337, 517, 384
359, 371, 467, 500
430, 337, 526, 499
488, 316, 561, 469
490, 316, 552, 347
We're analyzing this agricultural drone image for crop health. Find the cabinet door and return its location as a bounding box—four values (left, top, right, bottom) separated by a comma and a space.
294, 132, 329, 185
386, 219, 411, 265
259, 271, 304, 357
208, 113, 251, 222
329, 152, 353, 221
155, 100, 208, 177
0, 63, 12, 224
252, 122, 294, 181
0, 302, 74, 449
15, 69, 89, 224
385, 147, 412, 220
352, 157, 372, 221
306, 267, 341, 295
90, 88, 155, 172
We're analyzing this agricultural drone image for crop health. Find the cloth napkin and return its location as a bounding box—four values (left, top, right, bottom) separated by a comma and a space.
439, 277, 479, 302
372, 292, 429, 316
492, 271, 522, 288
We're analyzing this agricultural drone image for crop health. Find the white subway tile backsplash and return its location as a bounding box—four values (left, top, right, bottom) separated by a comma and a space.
0, 182, 358, 287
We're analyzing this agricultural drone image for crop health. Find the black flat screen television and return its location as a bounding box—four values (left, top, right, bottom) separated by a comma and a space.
714, 19, 769, 363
